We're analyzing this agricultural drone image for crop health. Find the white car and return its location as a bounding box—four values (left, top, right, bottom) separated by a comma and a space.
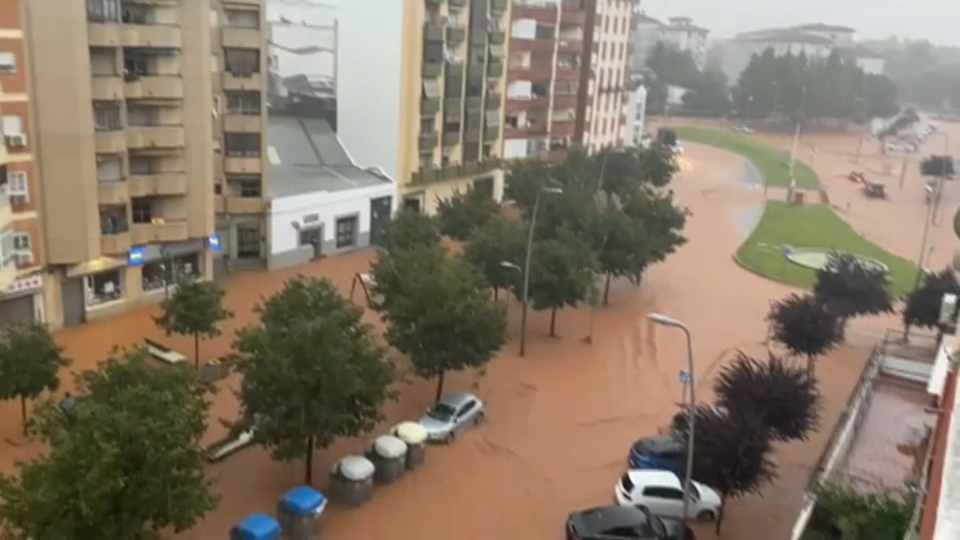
671, 142, 684, 155
614, 469, 722, 521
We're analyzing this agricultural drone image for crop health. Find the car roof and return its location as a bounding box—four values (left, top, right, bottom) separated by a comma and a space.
574, 506, 650, 532
627, 469, 682, 490
438, 392, 477, 408
634, 436, 683, 453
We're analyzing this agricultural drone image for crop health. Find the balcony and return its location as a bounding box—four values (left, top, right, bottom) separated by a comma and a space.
419, 132, 438, 149
505, 96, 549, 113
223, 71, 262, 91
447, 25, 466, 44
507, 65, 554, 82
216, 197, 264, 214
411, 159, 501, 185
131, 220, 188, 244
490, 0, 508, 13
423, 21, 444, 42
422, 62, 442, 78
555, 65, 580, 81
224, 156, 262, 174
121, 24, 182, 48
487, 60, 504, 78
222, 27, 261, 49
442, 132, 460, 146
128, 172, 187, 197
126, 126, 185, 149
510, 39, 557, 53
551, 119, 575, 137
100, 232, 131, 255
421, 98, 440, 116
486, 93, 502, 109
445, 97, 462, 111
553, 94, 578, 108
95, 131, 127, 154
91, 76, 124, 100
484, 126, 500, 140
489, 31, 505, 45
87, 22, 121, 47
448, 0, 466, 9
512, 4, 558, 24
224, 114, 261, 132
98, 182, 129, 205
124, 75, 183, 100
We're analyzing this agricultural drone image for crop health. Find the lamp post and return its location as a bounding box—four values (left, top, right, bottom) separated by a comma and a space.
646, 313, 696, 523
585, 152, 614, 344
913, 133, 951, 292
931, 131, 951, 226
502, 185, 563, 357
788, 86, 807, 179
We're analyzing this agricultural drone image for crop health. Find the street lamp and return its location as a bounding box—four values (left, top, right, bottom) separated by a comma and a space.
788, 85, 807, 179
503, 185, 563, 357
646, 312, 696, 523
913, 132, 952, 292
584, 153, 615, 344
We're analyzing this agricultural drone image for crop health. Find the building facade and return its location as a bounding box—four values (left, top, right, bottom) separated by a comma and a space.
621, 83, 646, 147
659, 16, 708, 71
627, 12, 662, 73
581, 0, 632, 152
18, 0, 265, 329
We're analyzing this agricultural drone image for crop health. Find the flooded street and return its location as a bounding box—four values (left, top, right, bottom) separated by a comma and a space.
0, 137, 908, 539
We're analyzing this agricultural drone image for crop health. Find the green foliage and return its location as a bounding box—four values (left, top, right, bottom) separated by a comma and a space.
233, 276, 395, 483
682, 68, 732, 117
371, 244, 507, 401
435, 186, 501, 241
903, 267, 960, 331
0, 348, 217, 539
815, 480, 914, 540
622, 187, 688, 263
868, 37, 960, 110
503, 159, 555, 217
767, 293, 845, 372
380, 208, 440, 254
463, 214, 527, 292
595, 211, 653, 300
733, 49, 898, 121
154, 278, 233, 370
0, 322, 70, 435
814, 251, 895, 319
646, 42, 701, 87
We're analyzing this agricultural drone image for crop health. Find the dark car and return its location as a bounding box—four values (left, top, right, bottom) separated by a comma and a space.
628, 437, 685, 474
566, 506, 673, 540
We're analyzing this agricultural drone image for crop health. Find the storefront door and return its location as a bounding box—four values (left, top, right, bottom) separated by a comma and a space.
369, 196, 392, 247
298, 227, 323, 259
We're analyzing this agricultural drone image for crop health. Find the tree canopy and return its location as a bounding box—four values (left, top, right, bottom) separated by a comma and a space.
370, 244, 507, 402
712, 351, 822, 442
0, 348, 217, 539
463, 213, 527, 298
154, 277, 233, 370
233, 276, 396, 484
0, 322, 70, 435
813, 251, 894, 319
902, 267, 960, 332
379, 208, 441, 254
595, 211, 653, 303
435, 185, 502, 241
682, 68, 733, 117
646, 42, 701, 87
865, 37, 960, 110
767, 293, 845, 372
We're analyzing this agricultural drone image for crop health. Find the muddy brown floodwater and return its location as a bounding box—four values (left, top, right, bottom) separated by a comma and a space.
0, 134, 916, 539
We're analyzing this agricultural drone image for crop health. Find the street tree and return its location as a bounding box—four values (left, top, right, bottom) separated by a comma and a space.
435, 185, 502, 241
0, 347, 217, 539
371, 245, 507, 402
0, 322, 70, 435
622, 187, 688, 268
676, 405, 778, 534
813, 251, 894, 320
154, 277, 233, 371
595, 211, 653, 304
504, 159, 555, 217
682, 68, 732, 117
515, 228, 597, 337
902, 267, 960, 335
646, 42, 701, 87
463, 214, 527, 300
712, 351, 822, 442
380, 208, 440, 254
636, 143, 681, 188
233, 277, 396, 484
767, 293, 845, 373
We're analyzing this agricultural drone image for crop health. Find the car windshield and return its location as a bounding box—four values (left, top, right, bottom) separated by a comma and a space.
427, 403, 456, 421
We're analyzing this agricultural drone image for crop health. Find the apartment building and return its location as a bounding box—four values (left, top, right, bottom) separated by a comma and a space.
0, 0, 44, 326
659, 17, 708, 70
582, 0, 633, 152
20, 0, 241, 328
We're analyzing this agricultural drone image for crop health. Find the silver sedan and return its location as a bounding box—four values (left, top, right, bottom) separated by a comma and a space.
418, 392, 484, 443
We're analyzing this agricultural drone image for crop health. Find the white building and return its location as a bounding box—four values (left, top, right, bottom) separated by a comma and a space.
621, 84, 647, 147
659, 17, 708, 71
628, 13, 664, 74
585, 0, 635, 152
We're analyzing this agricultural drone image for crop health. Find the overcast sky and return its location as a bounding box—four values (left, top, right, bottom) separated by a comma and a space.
641, 0, 960, 45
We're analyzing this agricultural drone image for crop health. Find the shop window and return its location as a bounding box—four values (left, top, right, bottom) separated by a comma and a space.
335, 216, 357, 249
85, 269, 123, 307
236, 225, 261, 259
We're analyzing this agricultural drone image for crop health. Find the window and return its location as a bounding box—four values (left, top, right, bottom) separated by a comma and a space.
129, 156, 157, 174
227, 176, 261, 197
236, 225, 261, 258
126, 105, 160, 126
7, 171, 27, 205
457, 400, 477, 416
85, 269, 123, 306
131, 199, 153, 223
12, 232, 31, 266
100, 207, 127, 234
223, 9, 259, 29
86, 0, 120, 22
601, 526, 642, 538
422, 80, 441, 99
335, 216, 357, 248
643, 486, 683, 500
2, 115, 21, 136
224, 133, 261, 157
97, 159, 123, 183
93, 103, 122, 131
0, 51, 16, 74
224, 49, 260, 75
226, 91, 261, 115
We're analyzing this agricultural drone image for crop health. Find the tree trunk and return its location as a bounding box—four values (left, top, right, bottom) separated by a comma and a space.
807, 355, 816, 377
550, 308, 558, 337
194, 333, 201, 372
304, 434, 315, 485
603, 274, 613, 305
493, 287, 499, 302
20, 396, 27, 436
715, 492, 727, 535
435, 370, 446, 403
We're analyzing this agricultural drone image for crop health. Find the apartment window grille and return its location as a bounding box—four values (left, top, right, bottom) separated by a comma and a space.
7, 171, 27, 206
224, 49, 260, 75
86, 0, 120, 22
236, 225, 261, 258
12, 232, 31, 266
0, 51, 16, 74
226, 92, 261, 115
335, 216, 357, 249
224, 133, 261, 157
131, 199, 153, 224
0, 227, 14, 268
93, 103, 122, 132
227, 177, 262, 197
223, 9, 260, 29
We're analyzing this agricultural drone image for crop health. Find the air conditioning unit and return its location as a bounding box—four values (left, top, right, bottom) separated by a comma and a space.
5, 134, 26, 147
16, 252, 33, 266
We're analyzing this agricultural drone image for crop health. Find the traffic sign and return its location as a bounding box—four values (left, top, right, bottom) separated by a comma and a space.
679, 370, 691, 386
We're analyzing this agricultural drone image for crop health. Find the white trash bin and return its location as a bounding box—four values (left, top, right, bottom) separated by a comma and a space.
368, 435, 408, 485
392, 421, 428, 470
329, 455, 375, 508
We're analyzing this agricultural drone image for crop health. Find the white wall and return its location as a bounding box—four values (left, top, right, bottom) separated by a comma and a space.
269, 183, 395, 255
503, 139, 529, 159
507, 80, 533, 99
586, 0, 632, 152
510, 18, 539, 40
622, 85, 647, 147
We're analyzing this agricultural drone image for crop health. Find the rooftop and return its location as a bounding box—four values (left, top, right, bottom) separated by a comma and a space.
266, 116, 390, 198
735, 23, 856, 45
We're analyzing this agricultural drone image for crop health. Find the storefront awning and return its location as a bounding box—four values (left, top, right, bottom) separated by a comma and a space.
66, 257, 126, 278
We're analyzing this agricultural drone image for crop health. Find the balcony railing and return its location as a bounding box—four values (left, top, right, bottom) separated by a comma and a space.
489, 31, 505, 44
126, 125, 185, 149
423, 21, 444, 42
124, 75, 183, 100
491, 0, 508, 13
91, 76, 124, 100
223, 71, 261, 91
484, 125, 500, 140
411, 159, 501, 185
224, 114, 262, 132
128, 172, 187, 197
422, 62, 442, 78
445, 97, 462, 111
421, 98, 440, 116
447, 26, 466, 43
87, 22, 121, 47
419, 132, 438, 149
487, 60, 504, 77
131, 220, 188, 244
224, 156, 262, 174
222, 27, 261, 49
100, 232, 131, 255
442, 132, 461, 146
95, 131, 127, 154
121, 23, 182, 48
486, 93, 502, 109
217, 197, 264, 215
98, 182, 129, 205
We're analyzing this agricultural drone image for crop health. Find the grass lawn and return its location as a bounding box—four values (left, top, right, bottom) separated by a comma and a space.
674, 126, 820, 189
737, 202, 917, 295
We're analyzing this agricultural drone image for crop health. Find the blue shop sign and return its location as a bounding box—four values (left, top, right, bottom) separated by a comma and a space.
128, 247, 145, 266
208, 234, 221, 252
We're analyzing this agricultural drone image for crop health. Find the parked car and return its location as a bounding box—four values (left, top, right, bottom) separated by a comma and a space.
628, 436, 685, 474
417, 392, 484, 443
614, 469, 722, 521
670, 141, 684, 155
566, 505, 686, 540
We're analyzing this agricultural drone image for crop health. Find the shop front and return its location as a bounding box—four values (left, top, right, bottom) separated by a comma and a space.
129, 239, 206, 298
0, 274, 43, 326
